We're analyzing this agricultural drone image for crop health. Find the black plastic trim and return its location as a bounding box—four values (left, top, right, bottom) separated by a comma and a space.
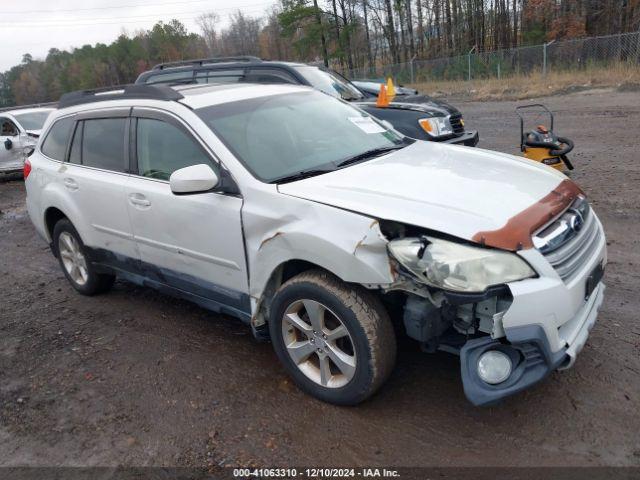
152, 56, 262, 70
85, 247, 252, 323
460, 326, 568, 406
443, 284, 510, 306
59, 84, 184, 109
75, 108, 131, 120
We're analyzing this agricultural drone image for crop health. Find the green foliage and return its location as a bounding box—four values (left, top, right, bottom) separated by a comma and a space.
0, 19, 203, 107
278, 2, 329, 59
522, 22, 548, 45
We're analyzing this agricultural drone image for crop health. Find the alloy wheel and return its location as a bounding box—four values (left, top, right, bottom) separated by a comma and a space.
281, 299, 356, 388
58, 232, 89, 286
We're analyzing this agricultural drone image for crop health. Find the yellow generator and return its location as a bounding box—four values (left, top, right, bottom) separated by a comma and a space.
517, 104, 574, 171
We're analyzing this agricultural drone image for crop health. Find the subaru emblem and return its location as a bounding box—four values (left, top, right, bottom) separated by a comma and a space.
570, 212, 584, 232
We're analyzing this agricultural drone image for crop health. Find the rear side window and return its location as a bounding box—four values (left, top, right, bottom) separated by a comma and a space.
136, 118, 214, 181
68, 122, 82, 165
245, 68, 297, 84
41, 117, 74, 161
82, 118, 126, 172
1, 118, 19, 136
195, 69, 244, 84
144, 70, 193, 85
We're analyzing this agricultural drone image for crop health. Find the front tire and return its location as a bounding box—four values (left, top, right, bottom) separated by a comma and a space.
269, 270, 396, 405
53, 219, 115, 296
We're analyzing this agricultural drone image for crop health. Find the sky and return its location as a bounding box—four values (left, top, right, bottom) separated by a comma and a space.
0, 0, 278, 72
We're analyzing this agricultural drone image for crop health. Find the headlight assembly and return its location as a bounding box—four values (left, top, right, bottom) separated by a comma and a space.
418, 117, 453, 137
388, 236, 535, 293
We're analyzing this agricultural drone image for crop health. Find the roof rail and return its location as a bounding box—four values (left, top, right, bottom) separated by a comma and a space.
58, 84, 184, 109
152, 56, 262, 70
0, 101, 58, 113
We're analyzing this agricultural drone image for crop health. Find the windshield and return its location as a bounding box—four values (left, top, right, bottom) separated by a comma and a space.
294, 66, 364, 101
197, 90, 407, 183
14, 111, 52, 131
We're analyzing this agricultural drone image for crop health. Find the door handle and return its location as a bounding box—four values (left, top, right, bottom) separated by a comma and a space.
128, 193, 151, 207
63, 178, 78, 191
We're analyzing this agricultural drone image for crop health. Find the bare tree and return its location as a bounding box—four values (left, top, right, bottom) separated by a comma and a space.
363, 0, 374, 71
196, 12, 220, 56
220, 10, 262, 56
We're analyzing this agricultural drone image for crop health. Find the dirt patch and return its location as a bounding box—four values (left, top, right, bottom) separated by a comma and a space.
1, 91, 640, 467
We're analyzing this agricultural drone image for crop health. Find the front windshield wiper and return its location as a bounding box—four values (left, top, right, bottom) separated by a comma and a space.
270, 167, 336, 184
336, 144, 407, 168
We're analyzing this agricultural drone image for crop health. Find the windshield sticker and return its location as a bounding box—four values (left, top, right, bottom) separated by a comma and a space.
348, 116, 386, 134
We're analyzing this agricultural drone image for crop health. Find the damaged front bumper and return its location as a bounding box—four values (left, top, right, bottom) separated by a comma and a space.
460, 281, 605, 406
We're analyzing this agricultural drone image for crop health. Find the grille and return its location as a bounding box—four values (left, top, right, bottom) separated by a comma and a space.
540, 207, 602, 282
448, 113, 465, 134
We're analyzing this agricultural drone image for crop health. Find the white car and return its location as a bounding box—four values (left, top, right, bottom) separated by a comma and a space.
0, 106, 55, 174
24, 83, 606, 406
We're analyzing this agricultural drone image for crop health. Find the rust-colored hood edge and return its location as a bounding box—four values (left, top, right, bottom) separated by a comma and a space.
472, 179, 584, 251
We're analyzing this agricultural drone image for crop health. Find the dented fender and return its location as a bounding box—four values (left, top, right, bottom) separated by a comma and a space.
242, 189, 395, 312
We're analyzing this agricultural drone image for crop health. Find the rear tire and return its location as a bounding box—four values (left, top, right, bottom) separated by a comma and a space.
269, 270, 396, 405
52, 219, 115, 296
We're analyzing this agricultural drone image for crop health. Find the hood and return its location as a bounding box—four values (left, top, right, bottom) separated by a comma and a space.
351, 80, 419, 96
354, 95, 457, 117
278, 141, 568, 246
390, 94, 458, 112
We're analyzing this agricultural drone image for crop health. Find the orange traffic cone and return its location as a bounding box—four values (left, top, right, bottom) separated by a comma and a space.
386, 77, 396, 100
376, 83, 390, 107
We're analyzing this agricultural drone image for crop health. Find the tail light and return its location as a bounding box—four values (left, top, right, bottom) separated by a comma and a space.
23, 158, 32, 179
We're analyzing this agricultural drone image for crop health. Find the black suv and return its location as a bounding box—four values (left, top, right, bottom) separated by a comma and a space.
135, 57, 479, 147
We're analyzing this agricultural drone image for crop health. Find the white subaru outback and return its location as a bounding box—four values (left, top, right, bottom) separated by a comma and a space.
25, 83, 606, 406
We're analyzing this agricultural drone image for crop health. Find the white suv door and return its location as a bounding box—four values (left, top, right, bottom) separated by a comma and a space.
124, 109, 248, 313
0, 117, 24, 172
55, 111, 139, 262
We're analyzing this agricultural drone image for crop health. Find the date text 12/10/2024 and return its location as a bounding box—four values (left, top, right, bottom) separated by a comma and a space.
233, 468, 401, 478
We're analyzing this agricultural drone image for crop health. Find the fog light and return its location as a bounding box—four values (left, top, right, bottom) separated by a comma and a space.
477, 350, 512, 384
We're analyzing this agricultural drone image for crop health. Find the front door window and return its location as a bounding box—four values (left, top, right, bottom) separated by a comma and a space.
135, 118, 216, 180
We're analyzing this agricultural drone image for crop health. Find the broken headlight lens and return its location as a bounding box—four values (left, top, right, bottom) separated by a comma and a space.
388, 236, 535, 292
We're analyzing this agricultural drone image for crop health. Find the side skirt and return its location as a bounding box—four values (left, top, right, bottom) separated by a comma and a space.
86, 247, 252, 324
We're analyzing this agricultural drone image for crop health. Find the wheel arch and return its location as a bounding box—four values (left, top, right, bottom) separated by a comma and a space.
39, 181, 88, 244
250, 258, 337, 331
44, 206, 68, 243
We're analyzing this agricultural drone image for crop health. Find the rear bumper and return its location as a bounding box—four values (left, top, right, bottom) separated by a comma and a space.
0, 161, 24, 174
442, 130, 479, 147
460, 281, 605, 406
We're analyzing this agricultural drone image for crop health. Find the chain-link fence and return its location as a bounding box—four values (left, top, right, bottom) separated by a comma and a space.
346, 32, 640, 84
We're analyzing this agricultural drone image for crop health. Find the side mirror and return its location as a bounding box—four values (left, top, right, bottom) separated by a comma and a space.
4, 138, 12, 150
169, 164, 219, 194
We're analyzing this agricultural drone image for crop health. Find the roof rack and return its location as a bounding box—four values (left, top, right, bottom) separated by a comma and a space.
0, 101, 58, 113
152, 56, 262, 71
58, 84, 184, 109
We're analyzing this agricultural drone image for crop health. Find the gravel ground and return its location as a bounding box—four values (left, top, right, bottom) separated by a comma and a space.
1, 89, 639, 468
